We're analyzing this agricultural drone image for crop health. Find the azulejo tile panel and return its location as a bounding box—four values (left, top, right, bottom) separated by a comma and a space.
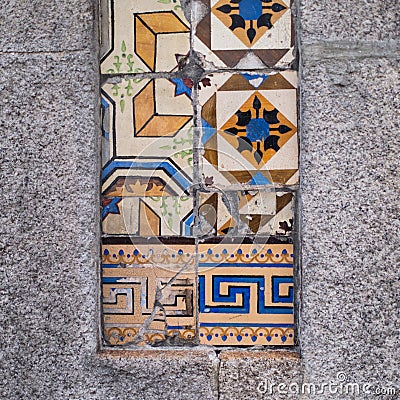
100, 0, 190, 73
194, 0, 295, 68
198, 243, 294, 346
102, 242, 196, 345
100, 0, 298, 347
199, 71, 298, 188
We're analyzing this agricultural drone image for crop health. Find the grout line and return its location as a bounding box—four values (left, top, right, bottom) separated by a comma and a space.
192, 71, 201, 344
2, 42, 397, 59
294, 0, 303, 359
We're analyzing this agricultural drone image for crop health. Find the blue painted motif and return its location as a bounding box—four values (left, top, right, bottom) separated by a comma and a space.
101, 97, 110, 139
199, 322, 294, 327
183, 213, 194, 236
201, 119, 217, 144
102, 161, 192, 190
239, 0, 262, 20
102, 197, 121, 220
199, 263, 293, 268
199, 275, 293, 314
246, 118, 270, 141
102, 264, 121, 269
272, 276, 294, 303
250, 172, 271, 185
241, 73, 268, 88
102, 277, 122, 283
171, 78, 192, 97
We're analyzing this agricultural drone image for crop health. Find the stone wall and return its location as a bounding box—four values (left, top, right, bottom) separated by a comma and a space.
0, 0, 398, 399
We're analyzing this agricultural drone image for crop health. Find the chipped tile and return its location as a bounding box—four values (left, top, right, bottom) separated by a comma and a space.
198, 243, 294, 346
100, 0, 190, 73
199, 71, 298, 188
194, 0, 295, 68
102, 242, 196, 345
197, 190, 294, 237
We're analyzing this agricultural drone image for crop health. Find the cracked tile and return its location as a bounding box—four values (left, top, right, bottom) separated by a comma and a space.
102, 242, 196, 345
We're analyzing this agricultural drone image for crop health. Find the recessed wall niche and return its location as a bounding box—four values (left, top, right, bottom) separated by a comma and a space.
100, 0, 298, 347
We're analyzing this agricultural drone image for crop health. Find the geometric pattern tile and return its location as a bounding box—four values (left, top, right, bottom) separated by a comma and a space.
194, 0, 295, 68
102, 243, 196, 345
101, 78, 194, 164
100, 0, 190, 73
198, 191, 294, 237
199, 71, 298, 188
199, 243, 294, 345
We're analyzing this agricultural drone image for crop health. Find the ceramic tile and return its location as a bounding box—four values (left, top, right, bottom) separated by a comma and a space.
102, 242, 196, 345
199, 71, 298, 188
194, 0, 295, 68
102, 194, 194, 236
198, 243, 294, 346
101, 77, 194, 174
197, 190, 294, 237
100, 0, 190, 73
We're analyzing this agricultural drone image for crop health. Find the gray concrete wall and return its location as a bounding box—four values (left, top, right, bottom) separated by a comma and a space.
0, 1, 398, 399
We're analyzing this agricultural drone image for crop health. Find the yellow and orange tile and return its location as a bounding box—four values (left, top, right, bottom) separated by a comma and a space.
198, 243, 294, 346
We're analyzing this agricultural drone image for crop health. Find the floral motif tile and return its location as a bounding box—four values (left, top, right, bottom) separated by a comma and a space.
198, 191, 294, 237
198, 243, 294, 346
100, 0, 190, 73
194, 0, 295, 68
199, 71, 298, 188
102, 242, 196, 345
